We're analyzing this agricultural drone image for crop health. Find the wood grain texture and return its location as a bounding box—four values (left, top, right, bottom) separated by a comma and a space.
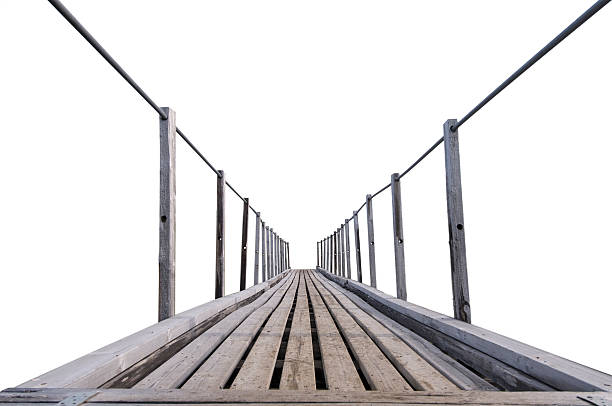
318, 269, 612, 392
312, 272, 456, 392
280, 272, 316, 390
239, 198, 250, 291
390, 173, 406, 301
215, 170, 226, 299
366, 195, 377, 288
230, 272, 300, 390
158, 107, 176, 322
443, 119, 471, 323
134, 275, 294, 389
254, 214, 261, 285
309, 273, 412, 392
304, 273, 363, 391
181, 273, 298, 390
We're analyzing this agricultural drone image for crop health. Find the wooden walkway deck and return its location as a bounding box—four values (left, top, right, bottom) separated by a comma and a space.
2, 269, 611, 405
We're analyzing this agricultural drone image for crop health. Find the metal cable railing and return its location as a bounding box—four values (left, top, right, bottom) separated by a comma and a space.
47, 0, 291, 321
316, 0, 610, 324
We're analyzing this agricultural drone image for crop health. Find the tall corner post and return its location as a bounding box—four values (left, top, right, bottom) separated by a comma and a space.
366, 194, 377, 288
215, 170, 226, 299
255, 215, 262, 284
340, 225, 346, 277
444, 119, 471, 323
391, 173, 407, 300
353, 211, 363, 283
158, 107, 176, 322
344, 219, 352, 280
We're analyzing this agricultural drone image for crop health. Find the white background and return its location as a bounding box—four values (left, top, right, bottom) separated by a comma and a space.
1, 0, 611, 389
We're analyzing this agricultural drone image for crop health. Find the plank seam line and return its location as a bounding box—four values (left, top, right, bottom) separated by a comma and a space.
304, 273, 328, 390
177, 275, 294, 389
306, 272, 372, 391
269, 275, 300, 389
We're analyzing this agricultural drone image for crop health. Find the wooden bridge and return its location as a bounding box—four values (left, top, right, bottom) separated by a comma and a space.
3, 1, 612, 405
3, 269, 612, 405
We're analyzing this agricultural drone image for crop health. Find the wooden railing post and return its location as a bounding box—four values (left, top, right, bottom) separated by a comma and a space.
444, 119, 471, 323
259, 218, 265, 282
366, 194, 377, 288
345, 218, 352, 280
353, 211, 363, 283
270, 229, 275, 276
158, 107, 176, 322
274, 232, 279, 276
265, 226, 271, 280
317, 241, 321, 268
287, 242, 290, 269
333, 231, 338, 275
280, 238, 285, 272
215, 170, 226, 299
391, 173, 407, 300
239, 198, 249, 291
328, 235, 332, 271
340, 226, 346, 277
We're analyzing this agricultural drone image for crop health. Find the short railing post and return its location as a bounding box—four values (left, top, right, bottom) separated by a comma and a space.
215, 170, 226, 299
265, 226, 271, 280
261, 220, 266, 282
239, 198, 249, 291
353, 211, 363, 283
158, 107, 176, 322
333, 231, 338, 275
340, 226, 346, 277
254, 213, 261, 285
391, 173, 407, 300
444, 119, 471, 323
345, 218, 352, 280
366, 194, 377, 288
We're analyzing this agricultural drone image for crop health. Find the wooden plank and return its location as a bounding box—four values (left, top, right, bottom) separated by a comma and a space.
365, 194, 377, 287
230, 272, 300, 390
443, 119, 471, 323
280, 272, 316, 390
239, 198, 249, 291
134, 273, 294, 389
215, 170, 226, 299
353, 211, 363, 283
344, 219, 352, 279
17, 273, 287, 389
303, 272, 363, 391
254, 213, 261, 285
318, 270, 612, 392
158, 107, 176, 322
312, 272, 467, 392
181, 272, 298, 390
390, 173, 407, 300
314, 274, 494, 391
3, 387, 610, 405
308, 272, 412, 392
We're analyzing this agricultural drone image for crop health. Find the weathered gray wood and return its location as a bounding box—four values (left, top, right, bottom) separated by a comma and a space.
353, 211, 363, 283
304, 273, 364, 391
280, 272, 316, 390
135, 275, 294, 389
312, 271, 456, 392
333, 231, 338, 275
215, 170, 226, 299
5, 388, 610, 405
365, 194, 377, 288
230, 272, 299, 390
309, 273, 412, 391
318, 269, 612, 392
182, 273, 298, 390
339, 226, 346, 277
17, 274, 287, 389
390, 173, 407, 301
316, 273, 495, 391
344, 219, 352, 280
158, 107, 176, 322
444, 119, 471, 323
254, 214, 261, 285
266, 227, 272, 279
287, 242, 291, 269
261, 222, 267, 282
240, 198, 250, 291
317, 241, 321, 268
